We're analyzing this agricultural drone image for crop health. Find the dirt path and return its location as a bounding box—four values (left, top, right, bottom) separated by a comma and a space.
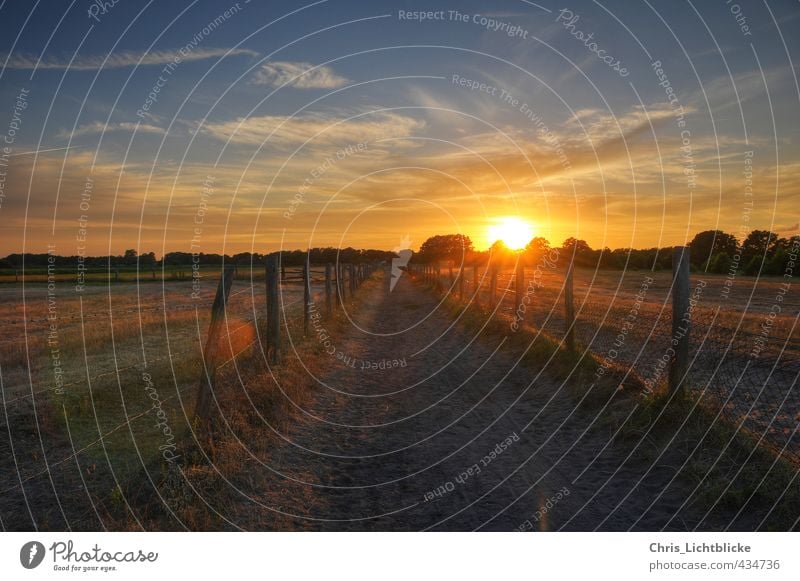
231, 273, 700, 531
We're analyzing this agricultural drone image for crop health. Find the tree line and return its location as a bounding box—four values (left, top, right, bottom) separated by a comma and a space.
0, 247, 397, 270
413, 230, 799, 276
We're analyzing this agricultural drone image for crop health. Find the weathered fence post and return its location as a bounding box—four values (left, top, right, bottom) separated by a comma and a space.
350, 264, 356, 294
325, 263, 333, 316
515, 259, 524, 313
670, 246, 691, 394
337, 264, 344, 302
265, 253, 281, 365
564, 261, 575, 351
303, 254, 312, 336
194, 264, 236, 427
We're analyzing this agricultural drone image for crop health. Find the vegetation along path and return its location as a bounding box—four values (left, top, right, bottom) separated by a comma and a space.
216, 270, 718, 532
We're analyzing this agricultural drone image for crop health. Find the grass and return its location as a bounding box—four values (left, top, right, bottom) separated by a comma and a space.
117, 270, 386, 530
0, 271, 320, 529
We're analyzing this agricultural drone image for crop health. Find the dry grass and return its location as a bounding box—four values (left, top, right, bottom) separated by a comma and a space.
422, 273, 800, 531
0, 269, 330, 530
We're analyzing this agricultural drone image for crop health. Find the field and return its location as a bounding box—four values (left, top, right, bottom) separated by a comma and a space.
0, 265, 220, 284
0, 265, 329, 529
1, 262, 798, 531
439, 265, 800, 460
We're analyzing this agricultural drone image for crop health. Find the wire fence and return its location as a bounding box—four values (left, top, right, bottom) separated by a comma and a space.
414, 254, 800, 464
0, 259, 376, 513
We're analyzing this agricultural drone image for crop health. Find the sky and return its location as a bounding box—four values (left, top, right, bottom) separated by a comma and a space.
1, 0, 799, 257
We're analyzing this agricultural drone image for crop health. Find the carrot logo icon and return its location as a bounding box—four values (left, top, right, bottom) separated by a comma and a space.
390, 235, 413, 292
20, 541, 45, 569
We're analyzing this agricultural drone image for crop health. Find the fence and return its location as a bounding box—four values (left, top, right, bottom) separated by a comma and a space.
193, 257, 377, 429
0, 256, 377, 514
409, 248, 800, 464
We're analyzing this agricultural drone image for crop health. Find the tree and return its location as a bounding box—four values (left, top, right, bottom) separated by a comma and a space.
740, 230, 778, 273
524, 236, 550, 259
766, 247, 787, 276
708, 252, 732, 274
689, 230, 738, 268
123, 249, 137, 266
487, 240, 512, 267
561, 237, 593, 266
139, 252, 157, 268
417, 234, 473, 262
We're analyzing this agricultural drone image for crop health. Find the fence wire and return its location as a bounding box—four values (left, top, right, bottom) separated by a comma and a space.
428, 265, 800, 463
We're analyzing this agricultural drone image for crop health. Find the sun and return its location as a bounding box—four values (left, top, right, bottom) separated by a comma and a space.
487, 217, 535, 251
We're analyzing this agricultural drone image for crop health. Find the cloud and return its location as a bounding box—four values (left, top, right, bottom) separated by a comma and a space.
2, 47, 258, 70
61, 122, 166, 139
201, 110, 424, 147
250, 61, 349, 89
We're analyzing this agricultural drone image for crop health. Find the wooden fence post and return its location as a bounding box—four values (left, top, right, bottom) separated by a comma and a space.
303, 254, 312, 336
265, 253, 281, 365
194, 264, 236, 427
515, 260, 524, 313
670, 246, 691, 394
325, 263, 333, 316
565, 262, 575, 351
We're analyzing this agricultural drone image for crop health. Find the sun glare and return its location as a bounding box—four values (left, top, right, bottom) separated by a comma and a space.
487, 217, 535, 251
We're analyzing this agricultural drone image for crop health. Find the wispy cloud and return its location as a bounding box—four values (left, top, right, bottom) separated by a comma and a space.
250, 61, 350, 89
61, 122, 166, 139
201, 110, 424, 147
3, 47, 258, 70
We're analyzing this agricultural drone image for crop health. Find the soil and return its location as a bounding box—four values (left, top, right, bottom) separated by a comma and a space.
227, 273, 705, 531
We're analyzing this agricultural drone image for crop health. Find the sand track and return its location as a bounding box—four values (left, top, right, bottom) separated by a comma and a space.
229, 274, 705, 531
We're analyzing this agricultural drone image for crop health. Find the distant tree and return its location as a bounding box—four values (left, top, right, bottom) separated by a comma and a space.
597, 247, 616, 269
123, 249, 137, 266
739, 230, 778, 274
560, 237, 593, 266
708, 252, 732, 274
742, 255, 762, 276
139, 252, 157, 268
765, 246, 787, 276
417, 234, 473, 262
689, 230, 738, 268
487, 240, 512, 267
524, 237, 550, 259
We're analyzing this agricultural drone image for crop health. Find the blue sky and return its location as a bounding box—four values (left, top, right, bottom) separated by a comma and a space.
1, 0, 799, 255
